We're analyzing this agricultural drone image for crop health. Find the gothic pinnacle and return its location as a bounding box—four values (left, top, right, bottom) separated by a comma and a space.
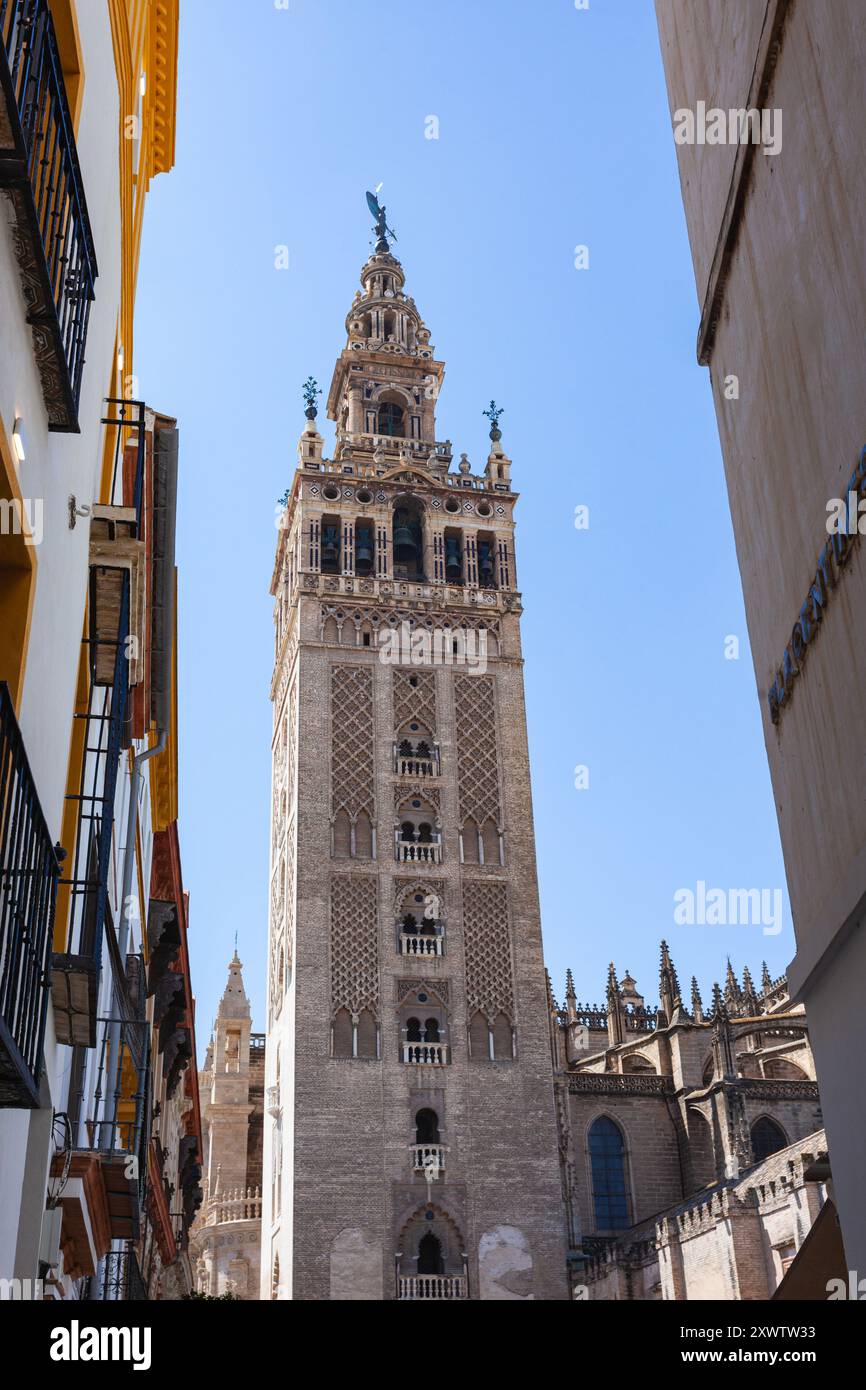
691, 976, 704, 1022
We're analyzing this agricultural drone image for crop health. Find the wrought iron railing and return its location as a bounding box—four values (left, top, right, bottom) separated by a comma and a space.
52, 574, 130, 1046
70, 1013, 148, 1157
0, 680, 62, 1107
0, 0, 98, 430
100, 1247, 149, 1301
103, 397, 147, 530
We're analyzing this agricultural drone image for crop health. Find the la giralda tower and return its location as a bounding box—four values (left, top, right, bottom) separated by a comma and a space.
263, 198, 567, 1300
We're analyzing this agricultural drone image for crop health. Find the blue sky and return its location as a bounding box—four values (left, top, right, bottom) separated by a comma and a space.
134, 0, 791, 1045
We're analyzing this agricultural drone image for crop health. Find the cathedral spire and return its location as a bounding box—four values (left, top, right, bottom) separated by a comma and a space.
217, 949, 251, 1022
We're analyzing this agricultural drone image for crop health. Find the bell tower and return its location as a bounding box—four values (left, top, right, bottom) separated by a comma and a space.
263, 198, 567, 1300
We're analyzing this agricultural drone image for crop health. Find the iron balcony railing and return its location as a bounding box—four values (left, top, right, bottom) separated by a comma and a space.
70, 1013, 148, 1158
0, 0, 98, 430
99, 1247, 149, 1302
103, 397, 147, 529
0, 680, 62, 1107
52, 573, 130, 1046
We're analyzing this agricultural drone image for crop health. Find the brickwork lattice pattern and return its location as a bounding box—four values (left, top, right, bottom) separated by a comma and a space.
330, 875, 379, 1016
454, 675, 501, 828
331, 666, 375, 818
393, 667, 437, 735
462, 879, 514, 1021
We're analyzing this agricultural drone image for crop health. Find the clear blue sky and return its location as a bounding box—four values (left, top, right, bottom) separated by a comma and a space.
134, 0, 792, 1047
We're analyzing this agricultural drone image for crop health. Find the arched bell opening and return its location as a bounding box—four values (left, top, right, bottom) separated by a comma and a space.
392, 498, 425, 581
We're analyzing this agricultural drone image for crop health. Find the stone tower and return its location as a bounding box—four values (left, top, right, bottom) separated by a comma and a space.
190, 954, 263, 1298
263, 209, 567, 1300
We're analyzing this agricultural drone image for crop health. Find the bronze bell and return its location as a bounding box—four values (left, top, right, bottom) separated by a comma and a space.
355, 528, 373, 573
393, 514, 417, 564
479, 542, 495, 586
445, 536, 462, 581
322, 525, 340, 567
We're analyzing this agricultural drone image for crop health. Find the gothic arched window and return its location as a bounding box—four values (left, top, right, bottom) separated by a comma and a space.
588, 1116, 630, 1231
751, 1116, 787, 1163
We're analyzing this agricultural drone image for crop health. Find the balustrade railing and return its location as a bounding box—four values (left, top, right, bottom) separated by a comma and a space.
411, 1143, 446, 1174
399, 931, 443, 958
403, 1042, 448, 1066
398, 1275, 467, 1301
207, 1186, 262, 1225
0, 680, 62, 1107
397, 838, 442, 865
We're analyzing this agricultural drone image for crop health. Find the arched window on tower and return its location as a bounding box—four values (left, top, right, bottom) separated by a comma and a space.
751, 1116, 788, 1163
415, 1109, 440, 1144
392, 501, 424, 580
417, 1232, 443, 1276
588, 1116, 630, 1231
378, 401, 404, 436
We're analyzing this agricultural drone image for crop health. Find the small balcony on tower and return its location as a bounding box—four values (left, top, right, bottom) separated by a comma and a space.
398, 915, 444, 958
393, 737, 440, 779
398, 1273, 467, 1301
0, 0, 98, 431
401, 1002, 449, 1066
395, 827, 442, 865
410, 1107, 447, 1175
411, 1143, 447, 1175
395, 798, 442, 864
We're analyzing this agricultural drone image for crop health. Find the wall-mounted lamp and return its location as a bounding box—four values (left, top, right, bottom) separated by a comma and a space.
12, 415, 26, 463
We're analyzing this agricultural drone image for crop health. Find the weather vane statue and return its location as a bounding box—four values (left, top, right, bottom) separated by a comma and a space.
366, 188, 398, 253
483, 400, 505, 441
302, 375, 321, 420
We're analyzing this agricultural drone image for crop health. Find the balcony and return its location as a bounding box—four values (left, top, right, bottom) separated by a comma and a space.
411, 1143, 446, 1174
68, 1013, 148, 1241
394, 742, 440, 778
398, 1275, 467, 1301
205, 1186, 262, 1227
0, 0, 98, 431
0, 680, 62, 1107
101, 1246, 149, 1302
53, 572, 130, 1047
399, 929, 443, 958
403, 1042, 448, 1066
396, 837, 442, 865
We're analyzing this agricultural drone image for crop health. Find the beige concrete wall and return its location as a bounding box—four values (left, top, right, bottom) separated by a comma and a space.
655, 0, 866, 1271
